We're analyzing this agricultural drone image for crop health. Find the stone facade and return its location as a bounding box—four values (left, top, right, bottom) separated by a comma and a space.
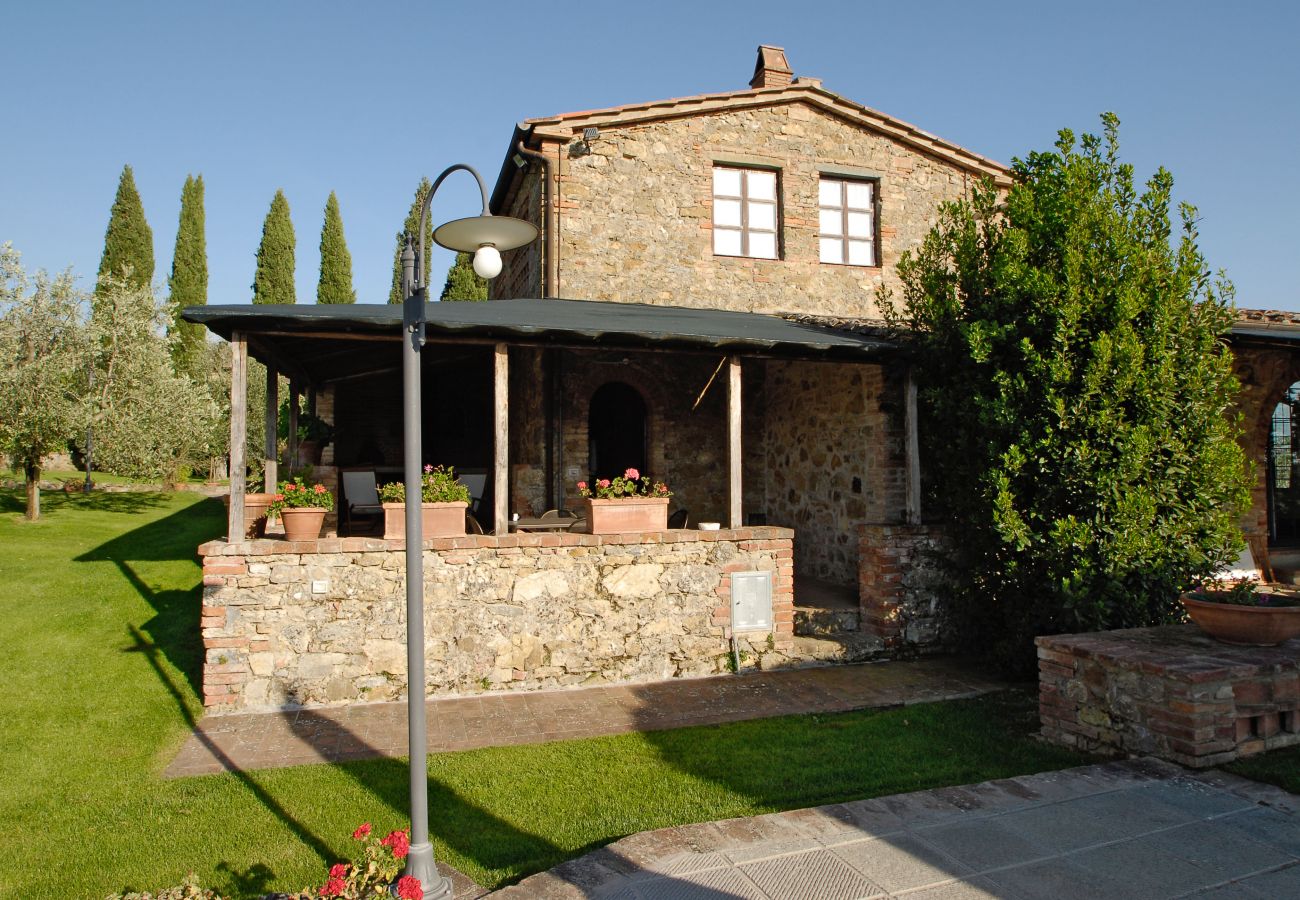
858, 525, 947, 649
1229, 344, 1300, 540
198, 527, 795, 713
492, 102, 978, 320
1038, 626, 1300, 768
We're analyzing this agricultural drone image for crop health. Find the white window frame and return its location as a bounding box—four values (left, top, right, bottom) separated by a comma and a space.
818, 177, 878, 267
712, 166, 780, 260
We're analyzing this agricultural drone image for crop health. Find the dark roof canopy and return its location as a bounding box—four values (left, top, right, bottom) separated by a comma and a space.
184, 297, 895, 385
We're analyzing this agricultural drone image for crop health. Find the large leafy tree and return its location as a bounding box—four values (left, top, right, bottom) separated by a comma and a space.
252, 190, 296, 304
439, 251, 488, 301
317, 191, 356, 304
0, 245, 88, 520
167, 174, 208, 377
88, 275, 220, 485
388, 177, 433, 303
887, 114, 1252, 672
95, 164, 154, 312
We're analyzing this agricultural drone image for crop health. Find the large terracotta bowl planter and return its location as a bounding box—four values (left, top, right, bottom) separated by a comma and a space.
583, 497, 669, 534
243, 492, 274, 539
1181, 593, 1300, 647
279, 507, 327, 542
382, 501, 468, 539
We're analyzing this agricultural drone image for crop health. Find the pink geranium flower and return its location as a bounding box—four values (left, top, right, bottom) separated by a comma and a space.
624, 467, 640, 480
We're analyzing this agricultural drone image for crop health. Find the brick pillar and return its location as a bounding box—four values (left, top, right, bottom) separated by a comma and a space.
858, 523, 944, 647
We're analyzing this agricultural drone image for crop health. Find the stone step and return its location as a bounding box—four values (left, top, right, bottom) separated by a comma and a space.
792, 632, 887, 665
794, 604, 861, 636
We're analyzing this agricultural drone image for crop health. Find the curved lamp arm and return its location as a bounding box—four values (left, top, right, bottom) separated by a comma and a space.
409, 164, 491, 293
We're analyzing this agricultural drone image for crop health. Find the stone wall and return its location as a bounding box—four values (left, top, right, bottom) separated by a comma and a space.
500, 102, 972, 318
764, 360, 905, 584
858, 524, 947, 650
1230, 345, 1300, 539
198, 527, 795, 713
1038, 625, 1300, 768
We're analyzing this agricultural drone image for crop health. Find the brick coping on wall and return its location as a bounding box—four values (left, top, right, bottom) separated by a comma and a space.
198, 526, 795, 558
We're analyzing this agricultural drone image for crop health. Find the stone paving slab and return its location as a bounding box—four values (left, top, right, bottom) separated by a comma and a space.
165, 658, 1004, 777
487, 759, 1300, 899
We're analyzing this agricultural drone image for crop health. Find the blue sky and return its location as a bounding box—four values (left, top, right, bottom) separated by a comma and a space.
3, 1, 1297, 309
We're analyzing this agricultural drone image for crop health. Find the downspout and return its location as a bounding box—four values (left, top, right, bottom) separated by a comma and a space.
516, 138, 565, 506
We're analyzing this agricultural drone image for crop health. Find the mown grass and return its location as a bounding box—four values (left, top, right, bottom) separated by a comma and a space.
1226, 746, 1300, 794
1, 488, 1092, 898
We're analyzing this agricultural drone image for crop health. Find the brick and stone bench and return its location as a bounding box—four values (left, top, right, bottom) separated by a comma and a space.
1038, 625, 1300, 767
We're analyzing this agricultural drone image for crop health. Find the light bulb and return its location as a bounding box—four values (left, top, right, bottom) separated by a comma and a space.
472, 244, 502, 279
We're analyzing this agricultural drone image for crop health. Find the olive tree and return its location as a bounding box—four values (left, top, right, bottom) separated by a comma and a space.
88, 275, 220, 485
886, 114, 1252, 672
0, 244, 88, 519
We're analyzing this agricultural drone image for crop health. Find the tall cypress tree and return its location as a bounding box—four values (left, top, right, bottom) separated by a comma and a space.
167, 174, 208, 375
96, 164, 154, 301
317, 192, 356, 304
252, 190, 296, 304
388, 177, 433, 303
439, 252, 489, 301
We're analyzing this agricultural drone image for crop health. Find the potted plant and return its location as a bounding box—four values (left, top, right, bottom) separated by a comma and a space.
269, 476, 335, 542
379, 465, 470, 539
279, 399, 334, 466
1181, 579, 1300, 646
578, 468, 672, 534
243, 491, 275, 539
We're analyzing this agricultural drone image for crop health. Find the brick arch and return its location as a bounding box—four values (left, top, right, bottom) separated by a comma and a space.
560, 356, 673, 507
1231, 346, 1300, 539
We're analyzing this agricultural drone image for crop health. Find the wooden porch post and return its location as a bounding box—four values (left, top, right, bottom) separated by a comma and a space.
904, 366, 922, 525
494, 343, 509, 535
264, 366, 278, 492
728, 355, 743, 530
287, 377, 299, 473
228, 332, 247, 540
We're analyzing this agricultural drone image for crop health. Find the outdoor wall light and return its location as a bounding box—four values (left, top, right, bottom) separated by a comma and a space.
395, 164, 537, 900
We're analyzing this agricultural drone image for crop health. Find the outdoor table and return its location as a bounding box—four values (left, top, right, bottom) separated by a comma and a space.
509, 517, 579, 532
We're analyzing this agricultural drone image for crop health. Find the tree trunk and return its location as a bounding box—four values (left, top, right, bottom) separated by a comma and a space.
24, 460, 40, 521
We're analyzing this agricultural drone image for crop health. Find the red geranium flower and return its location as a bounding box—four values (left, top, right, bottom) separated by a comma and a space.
352, 822, 371, 840
320, 876, 346, 898
396, 875, 423, 899
328, 863, 348, 878
284, 482, 296, 491
273, 493, 285, 502
314, 484, 327, 493
381, 828, 411, 859
597, 479, 610, 489
576, 481, 587, 490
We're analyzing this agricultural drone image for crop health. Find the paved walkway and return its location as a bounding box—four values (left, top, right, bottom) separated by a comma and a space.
165, 659, 1004, 777
490, 758, 1300, 899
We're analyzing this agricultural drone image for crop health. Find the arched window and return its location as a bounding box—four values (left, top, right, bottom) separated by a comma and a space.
1269, 383, 1300, 544
588, 382, 647, 482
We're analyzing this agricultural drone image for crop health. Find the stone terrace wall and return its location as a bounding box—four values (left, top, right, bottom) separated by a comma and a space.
1038, 626, 1300, 768
198, 528, 794, 713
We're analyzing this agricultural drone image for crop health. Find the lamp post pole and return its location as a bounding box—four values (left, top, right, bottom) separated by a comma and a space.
396, 164, 537, 900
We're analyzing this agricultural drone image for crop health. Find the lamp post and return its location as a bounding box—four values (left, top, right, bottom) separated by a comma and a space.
398, 164, 537, 900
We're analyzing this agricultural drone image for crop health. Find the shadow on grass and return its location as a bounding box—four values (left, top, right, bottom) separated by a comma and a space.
76, 496, 225, 696
0, 487, 171, 517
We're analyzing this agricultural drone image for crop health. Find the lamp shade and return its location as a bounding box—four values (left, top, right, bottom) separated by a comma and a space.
432, 214, 538, 254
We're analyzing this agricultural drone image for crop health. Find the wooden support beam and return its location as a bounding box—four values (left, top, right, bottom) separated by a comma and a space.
228, 332, 247, 540
287, 378, 299, 474
494, 343, 509, 536
264, 366, 278, 492
904, 366, 922, 525
727, 355, 742, 530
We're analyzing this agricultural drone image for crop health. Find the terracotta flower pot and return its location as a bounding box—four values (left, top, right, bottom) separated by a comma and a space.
583, 497, 670, 534
1181, 593, 1300, 646
296, 440, 323, 466
243, 492, 274, 539
279, 506, 327, 542
382, 502, 468, 539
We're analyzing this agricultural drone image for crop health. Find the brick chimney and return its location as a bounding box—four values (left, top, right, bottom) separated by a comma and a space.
749, 45, 793, 89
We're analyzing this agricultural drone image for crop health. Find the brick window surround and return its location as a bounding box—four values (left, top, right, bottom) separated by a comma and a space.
818, 177, 877, 266
713, 166, 779, 260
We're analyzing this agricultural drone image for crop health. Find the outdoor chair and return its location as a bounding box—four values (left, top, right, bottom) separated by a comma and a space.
341, 470, 383, 535
667, 509, 689, 529
540, 508, 576, 519
465, 511, 485, 535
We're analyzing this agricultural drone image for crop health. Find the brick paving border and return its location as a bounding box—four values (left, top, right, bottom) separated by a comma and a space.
165, 658, 1006, 777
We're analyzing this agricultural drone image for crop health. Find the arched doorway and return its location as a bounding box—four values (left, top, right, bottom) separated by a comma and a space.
1269, 382, 1300, 544
588, 382, 647, 482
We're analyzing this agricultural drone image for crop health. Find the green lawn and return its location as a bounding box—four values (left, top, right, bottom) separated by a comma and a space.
1226, 746, 1300, 794
1, 488, 1094, 898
